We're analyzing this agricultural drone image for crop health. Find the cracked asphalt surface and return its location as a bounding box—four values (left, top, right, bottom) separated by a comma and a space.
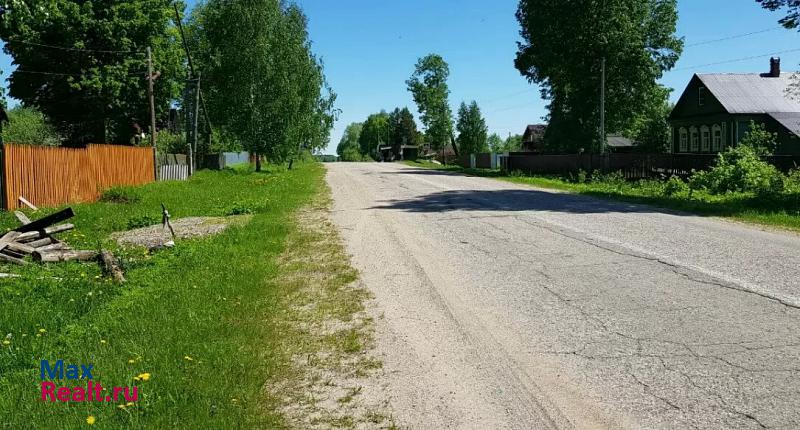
326, 162, 800, 430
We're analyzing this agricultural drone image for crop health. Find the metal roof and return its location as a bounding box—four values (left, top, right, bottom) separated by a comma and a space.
606, 135, 634, 148
769, 112, 800, 136
697, 73, 800, 114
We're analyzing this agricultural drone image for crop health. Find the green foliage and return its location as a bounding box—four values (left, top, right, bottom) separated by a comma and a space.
359, 111, 390, 159
99, 186, 141, 204
515, 0, 683, 152
407, 54, 455, 152
336, 122, 364, 161
738, 121, 778, 156
191, 1, 336, 169
156, 130, 186, 154
0, 1, 186, 144
690, 128, 785, 195
627, 87, 673, 153
389, 107, 420, 155
487, 133, 523, 153
662, 176, 689, 197
456, 101, 489, 155
2, 106, 61, 146
758, 0, 800, 28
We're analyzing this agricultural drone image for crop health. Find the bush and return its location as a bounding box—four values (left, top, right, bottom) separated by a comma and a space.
662, 176, 689, 197
157, 131, 186, 154
2, 106, 61, 146
787, 169, 800, 194
100, 187, 141, 204
690, 143, 785, 196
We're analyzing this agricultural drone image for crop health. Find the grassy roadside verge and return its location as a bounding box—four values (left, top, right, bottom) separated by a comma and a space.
403, 160, 800, 232
0, 162, 379, 428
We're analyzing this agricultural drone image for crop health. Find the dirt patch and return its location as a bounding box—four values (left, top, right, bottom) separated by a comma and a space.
266, 189, 395, 429
111, 215, 252, 249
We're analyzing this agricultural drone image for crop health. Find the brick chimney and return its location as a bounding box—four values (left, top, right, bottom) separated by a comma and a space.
770, 57, 781, 77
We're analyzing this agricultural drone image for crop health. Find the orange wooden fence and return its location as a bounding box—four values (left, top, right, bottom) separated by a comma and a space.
2, 144, 156, 210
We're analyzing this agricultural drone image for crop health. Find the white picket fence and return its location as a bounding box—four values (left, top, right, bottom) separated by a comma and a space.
159, 164, 189, 181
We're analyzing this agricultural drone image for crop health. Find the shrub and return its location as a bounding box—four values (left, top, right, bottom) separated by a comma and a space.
100, 187, 141, 204
787, 169, 800, 194
2, 106, 61, 146
662, 176, 689, 197
690, 143, 785, 195
157, 131, 186, 154
223, 199, 267, 216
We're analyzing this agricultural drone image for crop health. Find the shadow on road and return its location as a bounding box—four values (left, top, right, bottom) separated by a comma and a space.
370, 189, 663, 214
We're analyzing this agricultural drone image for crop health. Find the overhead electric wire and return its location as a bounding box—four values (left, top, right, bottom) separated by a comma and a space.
672, 47, 800, 71
3, 38, 144, 55
684, 27, 784, 48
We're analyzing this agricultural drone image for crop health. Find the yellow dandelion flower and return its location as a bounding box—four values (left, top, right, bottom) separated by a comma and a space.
231, 398, 238, 403
184, 356, 193, 361
126, 402, 134, 407
36, 333, 41, 338
38, 328, 46, 333
117, 404, 127, 410
86, 415, 96, 425
135, 373, 151, 381
128, 359, 135, 364
2, 340, 10, 345
100, 340, 107, 345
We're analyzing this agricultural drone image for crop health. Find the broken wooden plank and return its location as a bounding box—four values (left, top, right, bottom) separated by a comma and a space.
0, 252, 27, 265
0, 232, 22, 254
2, 249, 25, 259
15, 208, 74, 233
35, 242, 70, 253
14, 211, 31, 225
17, 224, 75, 242
100, 250, 126, 283
33, 250, 99, 263
6, 241, 36, 255
27, 237, 54, 249
18, 196, 38, 211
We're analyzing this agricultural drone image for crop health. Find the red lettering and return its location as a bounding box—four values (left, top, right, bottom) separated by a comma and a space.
56, 387, 70, 402
40, 381, 56, 401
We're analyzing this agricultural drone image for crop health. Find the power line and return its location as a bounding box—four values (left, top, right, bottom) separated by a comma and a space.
672, 48, 800, 71
684, 27, 783, 48
3, 38, 143, 55
14, 69, 147, 77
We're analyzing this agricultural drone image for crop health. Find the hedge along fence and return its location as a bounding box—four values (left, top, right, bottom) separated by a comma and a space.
1, 144, 156, 210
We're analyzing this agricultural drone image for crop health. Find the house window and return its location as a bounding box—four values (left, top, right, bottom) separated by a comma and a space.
698, 87, 707, 107
701, 126, 711, 151
690, 126, 699, 152
712, 125, 722, 151
679, 127, 688, 152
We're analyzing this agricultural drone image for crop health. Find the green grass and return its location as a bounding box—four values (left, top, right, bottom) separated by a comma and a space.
0, 162, 352, 429
404, 160, 800, 231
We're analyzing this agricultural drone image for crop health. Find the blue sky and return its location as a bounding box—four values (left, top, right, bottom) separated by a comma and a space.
3, 1, 800, 155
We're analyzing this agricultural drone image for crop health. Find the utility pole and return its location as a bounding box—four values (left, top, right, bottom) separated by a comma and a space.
147, 47, 158, 179
193, 73, 201, 173
600, 57, 607, 155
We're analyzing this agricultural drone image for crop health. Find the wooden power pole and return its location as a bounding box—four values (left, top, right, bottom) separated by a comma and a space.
147, 47, 158, 180
600, 57, 607, 155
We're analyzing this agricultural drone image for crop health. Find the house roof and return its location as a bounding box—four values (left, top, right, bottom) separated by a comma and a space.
606, 135, 634, 148
770, 112, 800, 136
697, 73, 800, 114
523, 124, 546, 141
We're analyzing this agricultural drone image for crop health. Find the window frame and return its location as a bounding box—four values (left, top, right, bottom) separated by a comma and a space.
690, 126, 699, 152
679, 127, 688, 153
701, 125, 711, 152
712, 124, 723, 152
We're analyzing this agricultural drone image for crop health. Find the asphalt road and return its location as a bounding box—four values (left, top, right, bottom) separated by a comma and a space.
326, 162, 800, 430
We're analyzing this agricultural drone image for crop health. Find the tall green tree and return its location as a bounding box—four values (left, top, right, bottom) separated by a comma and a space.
406, 54, 455, 154
0, 0, 186, 144
337, 122, 364, 161
514, 0, 683, 153
192, 0, 336, 170
758, 0, 800, 27
389, 107, 419, 156
359, 111, 390, 160
487, 133, 504, 153
456, 101, 489, 155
